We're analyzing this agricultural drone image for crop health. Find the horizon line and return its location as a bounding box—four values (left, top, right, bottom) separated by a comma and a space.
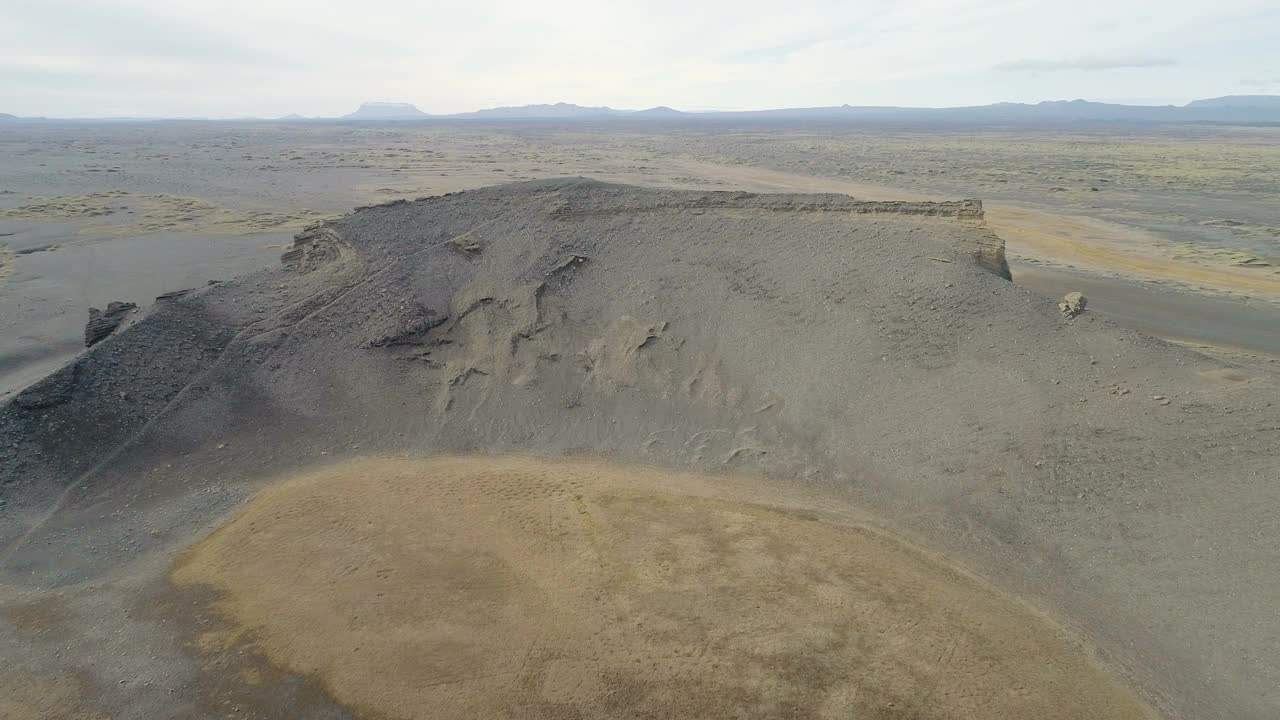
6, 94, 1279, 121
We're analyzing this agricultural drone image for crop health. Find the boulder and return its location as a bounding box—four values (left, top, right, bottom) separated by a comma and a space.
1058, 291, 1087, 318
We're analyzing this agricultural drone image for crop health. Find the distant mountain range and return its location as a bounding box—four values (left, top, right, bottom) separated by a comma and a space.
1185, 95, 1280, 109
4, 96, 1280, 124
452, 102, 621, 119
692, 96, 1280, 123
280, 95, 1280, 123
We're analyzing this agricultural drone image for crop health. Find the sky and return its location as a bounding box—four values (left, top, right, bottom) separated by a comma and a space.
2, 0, 1278, 118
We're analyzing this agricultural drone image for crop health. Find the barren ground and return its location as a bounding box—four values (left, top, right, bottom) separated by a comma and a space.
2, 121, 1277, 398
0, 126, 1277, 719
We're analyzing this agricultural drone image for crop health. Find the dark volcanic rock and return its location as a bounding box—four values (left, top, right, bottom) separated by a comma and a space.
84, 301, 137, 347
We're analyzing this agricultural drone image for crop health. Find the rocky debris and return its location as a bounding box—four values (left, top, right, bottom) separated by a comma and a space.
448, 232, 485, 255
155, 288, 194, 302
1058, 291, 1087, 318
364, 304, 448, 348
13, 364, 78, 410
282, 224, 352, 273
15, 243, 58, 255
84, 301, 137, 347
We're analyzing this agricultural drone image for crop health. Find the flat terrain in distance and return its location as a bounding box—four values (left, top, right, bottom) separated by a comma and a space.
2, 119, 1278, 396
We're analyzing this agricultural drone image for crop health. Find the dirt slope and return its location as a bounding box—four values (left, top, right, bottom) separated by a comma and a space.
1, 179, 1277, 719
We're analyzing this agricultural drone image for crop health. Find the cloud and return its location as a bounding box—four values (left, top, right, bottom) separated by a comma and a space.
727, 36, 830, 63
1, 0, 285, 65
1238, 76, 1280, 90
0, 0, 1274, 117
994, 56, 1178, 72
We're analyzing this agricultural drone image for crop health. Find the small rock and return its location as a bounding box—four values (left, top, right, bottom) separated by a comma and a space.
1058, 292, 1087, 318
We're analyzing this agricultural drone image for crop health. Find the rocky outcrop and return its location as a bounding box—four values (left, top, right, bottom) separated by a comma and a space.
84, 301, 137, 347
1059, 291, 1088, 318
967, 225, 1011, 280
282, 224, 355, 273
546, 187, 1006, 279
363, 303, 448, 348
546, 190, 985, 220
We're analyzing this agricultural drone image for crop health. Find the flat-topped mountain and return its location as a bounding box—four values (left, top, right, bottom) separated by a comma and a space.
342, 101, 429, 119
451, 102, 621, 118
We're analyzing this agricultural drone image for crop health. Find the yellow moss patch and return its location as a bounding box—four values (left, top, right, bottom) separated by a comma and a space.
0, 191, 333, 236
174, 455, 1154, 720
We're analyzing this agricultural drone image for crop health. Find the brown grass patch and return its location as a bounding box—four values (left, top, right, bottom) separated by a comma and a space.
174, 455, 1153, 720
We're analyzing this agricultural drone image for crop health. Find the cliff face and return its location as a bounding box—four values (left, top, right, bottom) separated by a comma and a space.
333, 186, 1006, 279
541, 189, 1005, 279
544, 192, 986, 218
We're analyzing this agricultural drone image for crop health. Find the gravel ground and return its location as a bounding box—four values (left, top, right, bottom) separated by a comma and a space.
0, 180, 1276, 718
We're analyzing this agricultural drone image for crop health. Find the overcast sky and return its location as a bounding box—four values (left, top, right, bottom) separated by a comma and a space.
3, 0, 1277, 117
